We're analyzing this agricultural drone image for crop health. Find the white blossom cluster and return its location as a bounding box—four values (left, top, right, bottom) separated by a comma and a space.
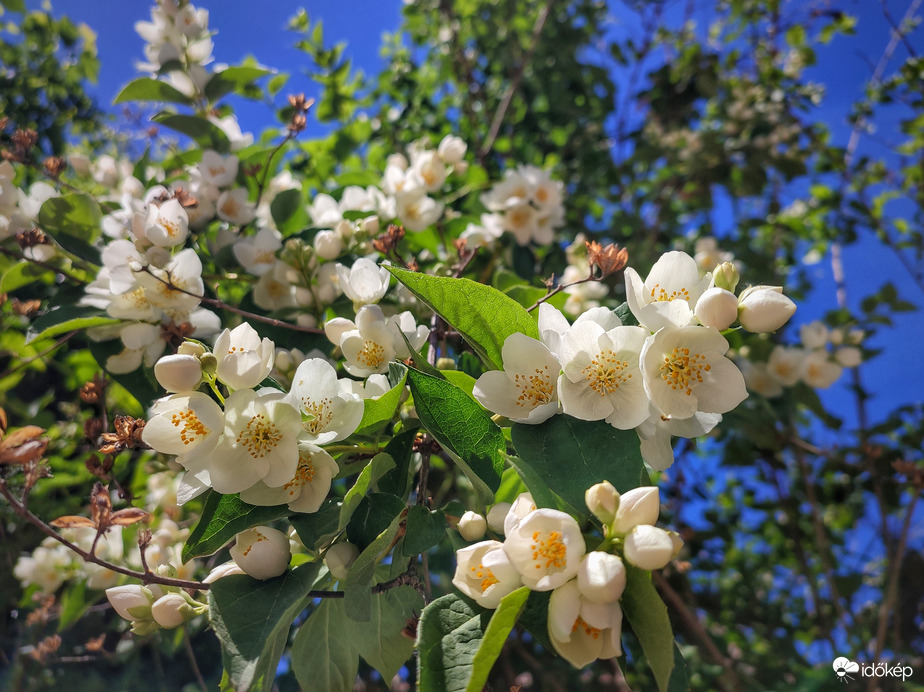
473, 250, 798, 471
453, 483, 680, 668
135, 0, 214, 97
0, 160, 60, 263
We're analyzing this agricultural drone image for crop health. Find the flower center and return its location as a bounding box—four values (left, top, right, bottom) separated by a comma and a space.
530, 530, 567, 571
469, 562, 500, 593
583, 349, 631, 396
357, 340, 385, 369
649, 283, 690, 303
170, 409, 209, 445
514, 366, 554, 408
301, 397, 334, 434
236, 413, 283, 459
160, 217, 180, 238
660, 346, 711, 395
283, 456, 316, 497
572, 616, 602, 640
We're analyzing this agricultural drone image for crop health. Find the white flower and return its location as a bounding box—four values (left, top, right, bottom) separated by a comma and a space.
577, 552, 627, 604
548, 579, 622, 668
694, 287, 739, 330
800, 351, 842, 389
144, 199, 190, 248
473, 333, 561, 424
486, 502, 511, 534
452, 540, 523, 609
325, 305, 396, 378
154, 353, 202, 393
737, 285, 796, 333
394, 190, 443, 232
387, 311, 430, 358
640, 325, 747, 420
800, 321, 829, 349
611, 487, 659, 535
233, 227, 282, 276
213, 322, 275, 390
253, 260, 298, 311
411, 150, 449, 192
437, 135, 467, 164
325, 542, 360, 581
503, 492, 536, 536
216, 188, 255, 225
766, 345, 803, 386
503, 508, 585, 591
202, 389, 302, 494
636, 406, 721, 471
738, 360, 784, 398
623, 525, 675, 570
229, 526, 291, 580
625, 251, 712, 331
558, 321, 649, 430
835, 346, 862, 368
287, 358, 363, 444
203, 561, 246, 584
107, 322, 165, 373
458, 511, 487, 542
240, 444, 339, 513
198, 150, 239, 188
143, 391, 224, 459
106, 584, 163, 622
336, 258, 391, 308
313, 230, 344, 260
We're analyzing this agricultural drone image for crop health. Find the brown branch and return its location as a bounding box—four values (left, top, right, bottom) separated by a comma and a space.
138, 265, 323, 334
0, 480, 209, 591
477, 0, 556, 162
525, 272, 601, 313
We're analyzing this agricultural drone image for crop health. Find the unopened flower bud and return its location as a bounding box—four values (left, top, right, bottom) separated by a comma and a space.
458, 511, 487, 541
151, 593, 195, 629
360, 216, 378, 235
585, 481, 619, 525
712, 262, 739, 292
229, 526, 290, 580
106, 584, 162, 622
324, 541, 360, 581
178, 341, 206, 357
835, 346, 862, 368
154, 354, 203, 393
623, 525, 674, 571
436, 357, 457, 371
314, 230, 344, 260
437, 135, 467, 164
486, 502, 511, 534
669, 531, 684, 559
612, 487, 660, 535
198, 352, 218, 376
577, 551, 626, 603
694, 287, 739, 330
738, 286, 797, 333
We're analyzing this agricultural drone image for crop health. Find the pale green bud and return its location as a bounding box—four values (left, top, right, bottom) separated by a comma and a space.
712, 262, 740, 292
585, 481, 619, 525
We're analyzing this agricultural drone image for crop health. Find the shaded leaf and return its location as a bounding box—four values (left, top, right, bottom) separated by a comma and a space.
622, 565, 675, 692
26, 305, 118, 344
205, 66, 273, 102
401, 505, 446, 556
467, 586, 531, 692
343, 511, 404, 622
152, 112, 231, 152
417, 593, 490, 692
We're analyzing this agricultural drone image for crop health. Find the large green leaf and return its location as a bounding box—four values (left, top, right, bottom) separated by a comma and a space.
268, 188, 309, 235
467, 586, 531, 692
205, 66, 274, 102
209, 563, 321, 692
38, 192, 102, 244
291, 599, 360, 692
26, 305, 118, 344
348, 586, 422, 681
417, 593, 490, 692
510, 415, 645, 518
353, 363, 408, 437
289, 498, 341, 550
622, 565, 675, 692
182, 491, 290, 562
340, 453, 397, 532
407, 368, 505, 502
376, 425, 418, 499
152, 112, 231, 152
401, 505, 446, 556
346, 492, 405, 551
343, 511, 404, 622
386, 265, 539, 370
0, 262, 53, 293
113, 77, 195, 105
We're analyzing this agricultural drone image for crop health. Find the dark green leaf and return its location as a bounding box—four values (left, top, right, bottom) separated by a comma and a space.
152, 112, 231, 152
401, 505, 446, 556
349, 586, 422, 681
26, 305, 118, 344
289, 498, 341, 551
343, 511, 404, 622
0, 262, 53, 293
386, 265, 539, 370
205, 66, 273, 102
417, 593, 490, 692
622, 565, 675, 692
340, 453, 398, 532
467, 586, 530, 692
269, 188, 308, 234
346, 492, 405, 551
209, 563, 321, 692
182, 491, 290, 562
407, 368, 505, 501
292, 598, 360, 692
113, 78, 195, 105
376, 425, 419, 498
510, 415, 645, 518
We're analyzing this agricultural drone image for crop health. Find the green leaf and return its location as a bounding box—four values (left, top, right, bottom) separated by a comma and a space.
401, 505, 446, 556
38, 192, 102, 244
113, 77, 195, 105
182, 491, 290, 562
269, 188, 308, 234
510, 415, 645, 518
467, 586, 530, 692
343, 511, 405, 622
442, 370, 477, 399
348, 586, 422, 681
152, 112, 231, 152
292, 598, 360, 692
668, 644, 691, 692
340, 453, 397, 531
622, 565, 675, 692
0, 262, 53, 293
209, 563, 321, 692
57, 581, 92, 631
289, 498, 341, 550
386, 265, 539, 370
376, 426, 419, 498
26, 305, 118, 344
407, 369, 505, 501
205, 66, 273, 102
354, 363, 408, 436
417, 593, 491, 692
346, 492, 405, 551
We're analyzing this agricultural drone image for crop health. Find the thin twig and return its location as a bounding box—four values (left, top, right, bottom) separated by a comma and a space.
525, 273, 601, 312
183, 625, 209, 692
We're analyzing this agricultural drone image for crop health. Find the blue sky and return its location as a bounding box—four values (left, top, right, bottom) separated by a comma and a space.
29, 0, 924, 428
